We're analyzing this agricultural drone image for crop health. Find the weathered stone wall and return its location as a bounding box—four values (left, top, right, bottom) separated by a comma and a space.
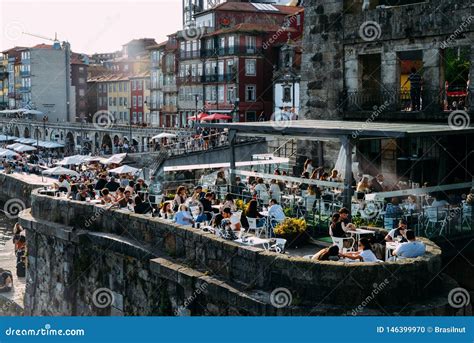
17, 189, 465, 316
0, 173, 47, 208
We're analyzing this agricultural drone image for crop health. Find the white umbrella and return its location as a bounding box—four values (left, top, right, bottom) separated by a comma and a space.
152, 133, 176, 140
0, 149, 19, 157
56, 155, 88, 165
100, 153, 127, 165
108, 165, 140, 175
42, 166, 80, 177
0, 135, 19, 142
11, 144, 37, 153
33, 141, 65, 149
84, 156, 102, 162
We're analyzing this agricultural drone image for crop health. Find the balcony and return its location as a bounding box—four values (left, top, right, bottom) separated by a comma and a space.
179, 50, 201, 60
162, 84, 177, 93
201, 46, 261, 58
340, 88, 462, 121
201, 73, 236, 83
162, 105, 177, 113
176, 76, 202, 85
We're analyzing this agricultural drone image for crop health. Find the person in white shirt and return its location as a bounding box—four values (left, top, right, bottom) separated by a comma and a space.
269, 179, 281, 201
340, 238, 378, 262
254, 178, 270, 203
268, 199, 286, 223
393, 230, 426, 258
55, 176, 71, 192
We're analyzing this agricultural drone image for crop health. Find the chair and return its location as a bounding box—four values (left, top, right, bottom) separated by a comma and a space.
263, 238, 287, 254
331, 236, 355, 252
462, 203, 473, 231
246, 217, 264, 237
424, 206, 448, 237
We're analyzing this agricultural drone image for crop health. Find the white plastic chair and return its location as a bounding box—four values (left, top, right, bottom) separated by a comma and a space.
263, 238, 287, 254
246, 217, 264, 238
331, 236, 355, 252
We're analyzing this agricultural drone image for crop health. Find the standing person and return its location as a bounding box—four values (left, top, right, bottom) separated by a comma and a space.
406, 67, 423, 111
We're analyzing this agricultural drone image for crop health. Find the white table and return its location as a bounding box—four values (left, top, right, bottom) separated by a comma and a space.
385, 242, 399, 261
234, 237, 271, 248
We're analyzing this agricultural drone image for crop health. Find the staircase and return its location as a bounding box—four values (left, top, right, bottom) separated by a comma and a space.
149, 150, 169, 177
267, 138, 298, 173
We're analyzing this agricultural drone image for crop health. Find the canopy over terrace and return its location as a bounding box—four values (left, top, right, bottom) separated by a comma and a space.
199, 119, 474, 212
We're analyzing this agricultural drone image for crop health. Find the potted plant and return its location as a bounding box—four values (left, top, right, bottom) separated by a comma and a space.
274, 218, 309, 248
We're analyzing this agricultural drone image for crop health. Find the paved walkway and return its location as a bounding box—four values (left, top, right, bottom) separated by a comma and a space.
0, 236, 25, 315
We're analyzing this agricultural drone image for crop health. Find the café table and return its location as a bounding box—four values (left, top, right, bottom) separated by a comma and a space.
234, 236, 271, 248
348, 228, 375, 247
385, 241, 399, 261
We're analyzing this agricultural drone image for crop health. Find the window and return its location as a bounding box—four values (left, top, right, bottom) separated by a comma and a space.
119, 97, 123, 106
218, 85, 224, 102
138, 81, 142, 90
79, 89, 85, 96
123, 83, 127, 91
245, 36, 256, 53
138, 96, 143, 106
124, 97, 128, 107
113, 97, 117, 106
109, 97, 112, 106
245, 85, 256, 102
133, 96, 137, 107
227, 86, 235, 104
109, 84, 112, 92
79, 77, 85, 84
283, 86, 292, 103
228, 36, 235, 53
132, 80, 136, 91
245, 59, 256, 76
246, 111, 257, 122
79, 66, 85, 73
113, 83, 116, 92
118, 83, 122, 92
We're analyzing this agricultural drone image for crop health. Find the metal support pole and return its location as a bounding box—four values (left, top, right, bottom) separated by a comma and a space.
341, 135, 354, 214
229, 129, 237, 187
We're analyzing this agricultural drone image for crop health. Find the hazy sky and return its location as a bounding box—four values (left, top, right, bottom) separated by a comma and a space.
1, 0, 182, 54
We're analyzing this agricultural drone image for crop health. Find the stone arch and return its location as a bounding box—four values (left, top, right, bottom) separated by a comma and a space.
33, 128, 41, 140
49, 129, 59, 142
23, 127, 30, 138
65, 132, 75, 154
14, 126, 20, 137
101, 134, 112, 154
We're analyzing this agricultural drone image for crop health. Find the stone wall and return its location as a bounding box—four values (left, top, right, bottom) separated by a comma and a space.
17, 189, 466, 316
0, 173, 48, 208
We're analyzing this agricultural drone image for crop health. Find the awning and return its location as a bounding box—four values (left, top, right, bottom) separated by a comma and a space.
163, 156, 289, 172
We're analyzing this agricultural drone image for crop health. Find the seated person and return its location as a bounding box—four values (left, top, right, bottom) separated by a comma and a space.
134, 195, 152, 214
338, 207, 356, 231
393, 230, 426, 258
56, 176, 71, 193
329, 213, 346, 238
385, 219, 408, 242
240, 199, 265, 229
105, 177, 121, 192
192, 186, 206, 201
312, 245, 340, 261
174, 204, 194, 226
94, 174, 108, 190
0, 268, 13, 293
115, 190, 133, 208
339, 238, 378, 262
213, 207, 241, 231
159, 201, 175, 220
100, 188, 115, 205
220, 193, 237, 212
356, 176, 371, 193
268, 199, 285, 223
431, 194, 449, 208
75, 185, 89, 201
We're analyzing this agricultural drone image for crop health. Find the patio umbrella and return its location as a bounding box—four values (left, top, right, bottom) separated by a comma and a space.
100, 153, 127, 165
83, 156, 103, 162
12, 144, 37, 153
56, 155, 88, 165
152, 132, 177, 140
0, 149, 19, 158
108, 165, 140, 175
201, 114, 232, 121
0, 135, 19, 142
188, 112, 209, 121
42, 166, 80, 177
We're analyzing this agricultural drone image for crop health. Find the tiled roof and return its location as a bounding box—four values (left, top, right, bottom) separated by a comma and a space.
88, 72, 130, 83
